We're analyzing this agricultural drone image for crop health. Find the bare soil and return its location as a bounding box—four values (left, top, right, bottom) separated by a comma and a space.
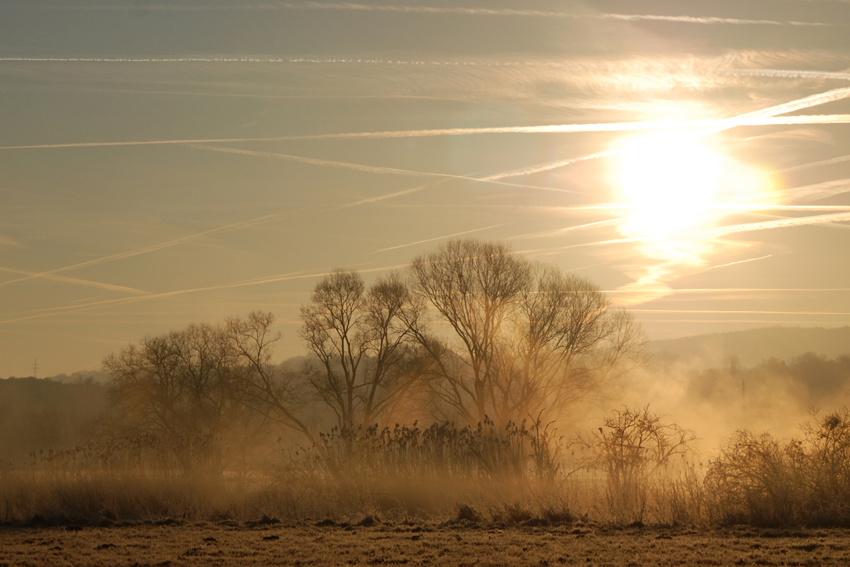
2, 521, 848, 566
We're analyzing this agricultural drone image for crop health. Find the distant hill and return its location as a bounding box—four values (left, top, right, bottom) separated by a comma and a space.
648, 326, 850, 367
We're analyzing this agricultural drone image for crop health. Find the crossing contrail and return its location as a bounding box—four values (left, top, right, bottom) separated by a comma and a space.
0, 213, 283, 288
0, 263, 408, 325
0, 267, 148, 295
188, 145, 585, 195
473, 86, 850, 181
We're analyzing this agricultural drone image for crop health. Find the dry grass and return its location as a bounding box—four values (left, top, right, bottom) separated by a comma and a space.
4, 522, 850, 566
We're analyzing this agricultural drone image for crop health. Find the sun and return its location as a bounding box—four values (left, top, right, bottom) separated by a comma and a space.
616, 132, 721, 238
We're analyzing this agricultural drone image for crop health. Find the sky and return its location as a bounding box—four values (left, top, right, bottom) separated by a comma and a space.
2, 0, 850, 377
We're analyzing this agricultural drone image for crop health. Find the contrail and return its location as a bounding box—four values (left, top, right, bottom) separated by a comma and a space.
0, 263, 408, 325
302, 114, 850, 140
522, 210, 850, 254
741, 178, 850, 205
280, 3, 839, 26
636, 319, 850, 324
725, 69, 850, 81
5, 114, 850, 152
0, 213, 283, 288
189, 145, 584, 195
731, 86, 850, 122
632, 308, 850, 315
0, 135, 302, 151
479, 151, 616, 182
370, 223, 510, 254
605, 287, 850, 294
474, 87, 850, 181
12, 3, 839, 25
701, 254, 776, 271
512, 219, 623, 241
0, 267, 148, 295
186, 144, 447, 179
696, 211, 850, 239
777, 154, 850, 174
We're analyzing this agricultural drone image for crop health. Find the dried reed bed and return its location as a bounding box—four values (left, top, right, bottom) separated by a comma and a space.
6, 408, 850, 529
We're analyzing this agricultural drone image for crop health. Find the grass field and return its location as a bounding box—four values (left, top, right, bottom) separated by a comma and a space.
2, 520, 850, 566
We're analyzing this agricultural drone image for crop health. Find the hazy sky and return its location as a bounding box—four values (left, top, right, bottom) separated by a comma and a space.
2, 0, 850, 377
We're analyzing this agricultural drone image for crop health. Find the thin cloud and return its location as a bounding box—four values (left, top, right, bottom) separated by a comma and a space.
281, 3, 841, 26
0, 235, 23, 248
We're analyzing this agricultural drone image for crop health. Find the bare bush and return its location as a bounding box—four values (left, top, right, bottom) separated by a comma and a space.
574, 406, 695, 524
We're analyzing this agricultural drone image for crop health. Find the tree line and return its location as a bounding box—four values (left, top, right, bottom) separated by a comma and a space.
100, 239, 646, 472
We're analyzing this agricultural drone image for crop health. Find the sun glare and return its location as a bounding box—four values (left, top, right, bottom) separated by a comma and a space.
617, 133, 721, 238
609, 130, 781, 304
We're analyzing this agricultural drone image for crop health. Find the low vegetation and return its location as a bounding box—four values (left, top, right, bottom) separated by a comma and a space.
2, 239, 850, 531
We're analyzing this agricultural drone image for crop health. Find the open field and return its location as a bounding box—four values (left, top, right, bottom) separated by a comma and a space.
3, 521, 850, 567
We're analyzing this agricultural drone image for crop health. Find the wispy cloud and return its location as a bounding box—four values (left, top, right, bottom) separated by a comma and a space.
15, 3, 840, 26
0, 235, 23, 248
279, 3, 838, 26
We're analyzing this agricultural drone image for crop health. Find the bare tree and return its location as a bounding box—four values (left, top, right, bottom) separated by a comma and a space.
497, 266, 646, 422
300, 270, 423, 428
408, 239, 645, 425
103, 322, 246, 473
226, 311, 315, 444
408, 239, 531, 424
103, 312, 314, 472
